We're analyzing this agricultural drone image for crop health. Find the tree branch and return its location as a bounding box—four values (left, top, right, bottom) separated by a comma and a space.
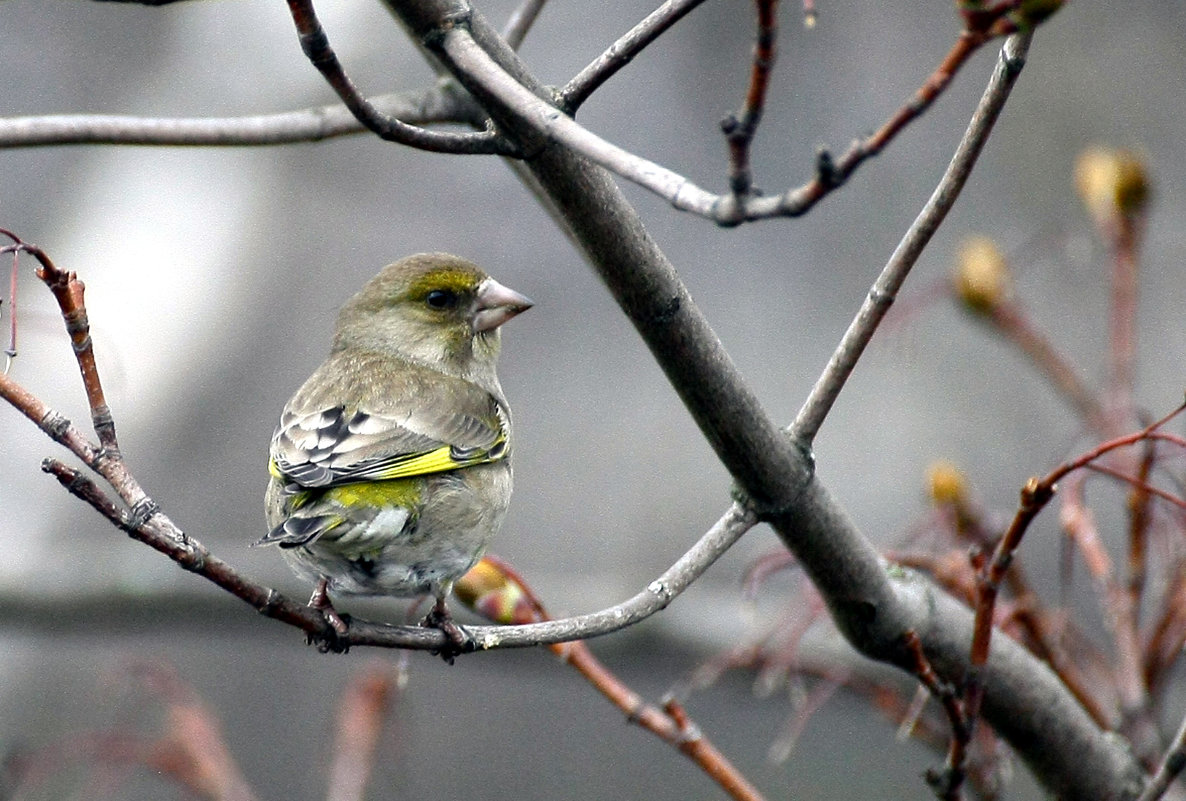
790, 32, 1031, 444
284, 0, 515, 155
0, 89, 479, 148
382, 2, 1146, 795
560, 0, 711, 112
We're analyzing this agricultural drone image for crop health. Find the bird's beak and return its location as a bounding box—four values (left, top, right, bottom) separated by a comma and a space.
473, 277, 533, 333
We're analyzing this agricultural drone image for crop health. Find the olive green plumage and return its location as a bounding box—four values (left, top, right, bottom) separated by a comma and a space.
258, 253, 531, 611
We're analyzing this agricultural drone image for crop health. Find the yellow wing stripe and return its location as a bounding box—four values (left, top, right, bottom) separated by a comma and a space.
371, 442, 501, 480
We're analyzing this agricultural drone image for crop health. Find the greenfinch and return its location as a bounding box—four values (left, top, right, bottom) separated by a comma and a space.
257, 253, 532, 641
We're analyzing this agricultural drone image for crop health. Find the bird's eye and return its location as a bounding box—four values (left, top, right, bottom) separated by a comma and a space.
425, 289, 459, 310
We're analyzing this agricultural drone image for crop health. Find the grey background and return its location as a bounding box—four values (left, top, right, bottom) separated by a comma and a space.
1, 0, 1183, 798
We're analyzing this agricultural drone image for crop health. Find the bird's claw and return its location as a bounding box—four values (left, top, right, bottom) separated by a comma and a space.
422, 598, 473, 664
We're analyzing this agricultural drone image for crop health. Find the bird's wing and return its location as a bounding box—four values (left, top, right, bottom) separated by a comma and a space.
269, 352, 509, 490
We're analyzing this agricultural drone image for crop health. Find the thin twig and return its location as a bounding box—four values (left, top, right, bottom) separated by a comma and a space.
965, 403, 1186, 733
985, 300, 1107, 434
501, 0, 549, 50
904, 631, 970, 801
1107, 211, 1144, 423
283, 0, 514, 155
1135, 711, 1186, 801
560, 0, 712, 112
460, 555, 767, 801
721, 0, 779, 197
789, 32, 1032, 444
1083, 462, 1186, 511
456, 21, 1007, 224
1058, 476, 1159, 763
0, 89, 479, 148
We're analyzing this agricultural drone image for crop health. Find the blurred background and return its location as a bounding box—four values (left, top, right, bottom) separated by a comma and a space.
1, 0, 1184, 798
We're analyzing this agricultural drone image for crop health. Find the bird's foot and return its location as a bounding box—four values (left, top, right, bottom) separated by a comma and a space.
421, 597, 473, 664
306, 578, 351, 653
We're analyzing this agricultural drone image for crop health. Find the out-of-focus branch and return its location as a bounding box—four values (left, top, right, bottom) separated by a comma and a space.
0, 89, 479, 148
790, 33, 1031, 445
326, 663, 407, 801
1059, 476, 1161, 765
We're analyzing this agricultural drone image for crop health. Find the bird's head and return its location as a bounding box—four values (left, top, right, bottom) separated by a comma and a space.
333, 253, 533, 375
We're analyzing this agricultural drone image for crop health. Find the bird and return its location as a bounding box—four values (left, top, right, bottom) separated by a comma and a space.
257, 252, 532, 648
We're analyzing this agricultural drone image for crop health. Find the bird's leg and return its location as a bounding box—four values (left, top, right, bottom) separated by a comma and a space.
421, 595, 471, 663
309, 577, 349, 635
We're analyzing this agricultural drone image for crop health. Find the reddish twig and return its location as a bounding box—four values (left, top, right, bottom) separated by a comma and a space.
904, 631, 971, 801
1144, 566, 1186, 697
459, 555, 767, 801
0, 230, 118, 452
3, 246, 16, 370
1083, 461, 1186, 512
326, 662, 407, 801
1106, 209, 1145, 425
283, 0, 514, 155
965, 402, 1186, 732
1126, 438, 1157, 610
1059, 476, 1159, 763
721, 0, 780, 197
984, 299, 1107, 434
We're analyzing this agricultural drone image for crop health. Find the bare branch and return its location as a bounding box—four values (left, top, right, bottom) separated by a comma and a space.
903, 630, 971, 801
443, 18, 1027, 225
560, 0, 711, 112
284, 0, 514, 155
790, 33, 1032, 445
1137, 709, 1186, 801
458, 555, 768, 801
965, 404, 1186, 735
0, 89, 478, 148
721, 0, 780, 197
502, 0, 549, 50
